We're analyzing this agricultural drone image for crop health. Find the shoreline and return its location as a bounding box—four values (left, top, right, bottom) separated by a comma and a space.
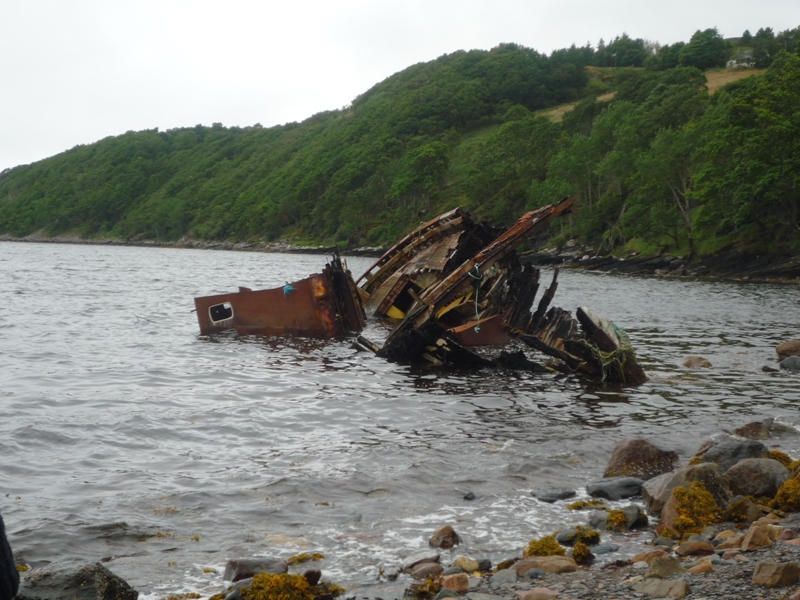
3, 233, 799, 284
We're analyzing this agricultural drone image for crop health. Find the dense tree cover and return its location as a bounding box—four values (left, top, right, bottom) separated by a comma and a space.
1, 31, 799, 258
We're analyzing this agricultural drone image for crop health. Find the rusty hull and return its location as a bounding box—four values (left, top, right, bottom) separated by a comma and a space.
377, 197, 574, 361
194, 253, 364, 338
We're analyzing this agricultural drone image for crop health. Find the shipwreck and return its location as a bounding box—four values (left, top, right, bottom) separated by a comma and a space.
193, 197, 647, 385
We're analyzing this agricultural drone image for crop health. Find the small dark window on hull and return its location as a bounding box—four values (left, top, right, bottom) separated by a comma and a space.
209, 302, 234, 323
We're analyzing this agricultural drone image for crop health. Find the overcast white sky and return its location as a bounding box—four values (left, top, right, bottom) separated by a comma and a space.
1, 0, 797, 171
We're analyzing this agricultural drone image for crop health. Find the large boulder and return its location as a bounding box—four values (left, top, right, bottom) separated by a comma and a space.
603, 439, 679, 481
752, 561, 800, 588
17, 562, 138, 600
586, 477, 644, 500
725, 458, 790, 498
701, 440, 769, 473
777, 340, 800, 361
642, 463, 732, 518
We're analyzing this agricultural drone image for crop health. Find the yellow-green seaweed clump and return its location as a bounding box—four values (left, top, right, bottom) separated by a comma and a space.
725, 497, 754, 522
571, 541, 593, 564
563, 525, 601, 544
771, 478, 800, 512
523, 535, 565, 558
664, 481, 723, 538
15, 564, 29, 572
605, 510, 627, 531
241, 573, 313, 600
566, 499, 607, 511
789, 459, 800, 473
769, 450, 793, 467
688, 456, 704, 466
287, 552, 325, 566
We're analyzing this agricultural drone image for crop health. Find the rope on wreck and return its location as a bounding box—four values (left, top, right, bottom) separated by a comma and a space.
467, 262, 483, 333
576, 323, 636, 383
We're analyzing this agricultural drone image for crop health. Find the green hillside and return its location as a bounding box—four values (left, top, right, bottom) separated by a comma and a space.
1, 27, 799, 257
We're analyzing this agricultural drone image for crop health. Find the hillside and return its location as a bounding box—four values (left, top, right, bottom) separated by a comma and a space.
1, 27, 799, 259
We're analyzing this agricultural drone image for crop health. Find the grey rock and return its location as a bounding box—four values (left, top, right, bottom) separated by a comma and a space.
703, 440, 769, 473
780, 356, 800, 371
463, 492, 477, 501
442, 567, 463, 576
523, 568, 546, 580
532, 488, 576, 503
17, 562, 138, 600
490, 568, 518, 586
434, 589, 462, 600
725, 458, 790, 497
476, 559, 492, 572
586, 477, 644, 500
593, 543, 620, 555
223, 557, 288, 582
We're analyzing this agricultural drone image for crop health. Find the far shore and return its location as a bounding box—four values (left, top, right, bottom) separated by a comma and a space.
3, 233, 799, 284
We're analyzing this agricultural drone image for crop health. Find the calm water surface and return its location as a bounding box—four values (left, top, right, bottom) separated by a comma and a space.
1, 241, 798, 597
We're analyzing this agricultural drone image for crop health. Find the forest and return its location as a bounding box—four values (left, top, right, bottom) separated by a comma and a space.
1, 25, 799, 259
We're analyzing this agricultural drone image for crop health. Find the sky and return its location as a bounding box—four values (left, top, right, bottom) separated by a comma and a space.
1, 0, 798, 171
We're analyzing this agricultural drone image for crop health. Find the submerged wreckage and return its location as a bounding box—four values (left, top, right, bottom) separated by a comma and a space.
194, 197, 647, 385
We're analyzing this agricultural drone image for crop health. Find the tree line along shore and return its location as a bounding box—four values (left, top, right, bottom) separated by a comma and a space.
1, 26, 799, 269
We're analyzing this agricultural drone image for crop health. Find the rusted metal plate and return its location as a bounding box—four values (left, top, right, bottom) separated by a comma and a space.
448, 314, 511, 346
194, 253, 364, 338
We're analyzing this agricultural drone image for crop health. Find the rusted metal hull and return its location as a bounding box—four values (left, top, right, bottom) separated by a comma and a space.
377, 197, 574, 355
194, 253, 364, 338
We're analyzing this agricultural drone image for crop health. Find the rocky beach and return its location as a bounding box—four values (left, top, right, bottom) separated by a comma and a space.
16, 414, 800, 600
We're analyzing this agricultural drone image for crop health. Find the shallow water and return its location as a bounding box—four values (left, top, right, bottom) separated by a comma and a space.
1, 241, 798, 597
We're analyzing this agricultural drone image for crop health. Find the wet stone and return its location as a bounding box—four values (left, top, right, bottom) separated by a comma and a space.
403, 552, 440, 571
592, 543, 620, 555
411, 562, 444, 580
490, 568, 518, 586
524, 568, 546, 580
223, 558, 288, 582
476, 559, 492, 572
453, 557, 479, 573
586, 476, 644, 500
532, 488, 576, 503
